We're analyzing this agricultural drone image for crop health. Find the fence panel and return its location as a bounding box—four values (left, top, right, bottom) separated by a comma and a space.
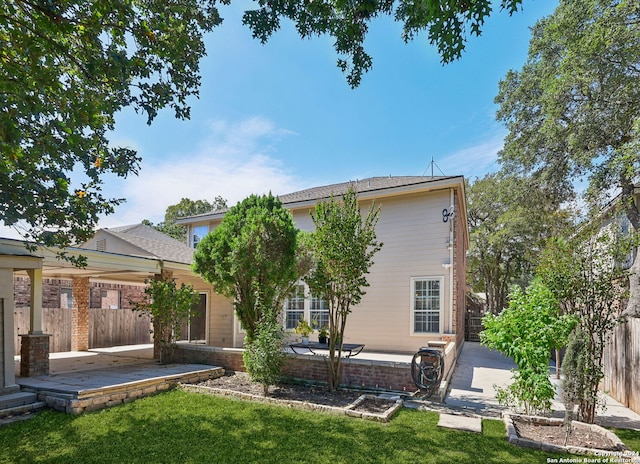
14, 307, 72, 354
14, 308, 152, 354
89, 308, 152, 348
603, 318, 640, 414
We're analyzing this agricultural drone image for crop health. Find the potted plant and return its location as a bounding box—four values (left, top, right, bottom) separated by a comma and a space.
295, 319, 313, 345
318, 325, 329, 344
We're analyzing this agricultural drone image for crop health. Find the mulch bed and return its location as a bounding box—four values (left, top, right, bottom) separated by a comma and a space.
197, 372, 365, 409
513, 417, 621, 451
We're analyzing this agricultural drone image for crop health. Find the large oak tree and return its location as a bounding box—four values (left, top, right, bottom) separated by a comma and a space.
2, 0, 525, 252
1, 0, 221, 252
495, 0, 640, 316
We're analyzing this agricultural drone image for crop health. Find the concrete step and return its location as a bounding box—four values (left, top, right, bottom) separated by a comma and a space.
0, 391, 38, 412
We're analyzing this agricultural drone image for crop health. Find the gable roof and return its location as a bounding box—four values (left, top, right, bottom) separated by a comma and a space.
97, 224, 194, 265
177, 175, 464, 223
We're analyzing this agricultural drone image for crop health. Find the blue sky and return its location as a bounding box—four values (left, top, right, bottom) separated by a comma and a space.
100, 1, 557, 227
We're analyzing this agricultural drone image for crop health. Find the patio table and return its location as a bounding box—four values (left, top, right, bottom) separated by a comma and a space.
289, 342, 365, 358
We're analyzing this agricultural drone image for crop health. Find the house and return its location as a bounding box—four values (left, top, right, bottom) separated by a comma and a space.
177, 175, 469, 355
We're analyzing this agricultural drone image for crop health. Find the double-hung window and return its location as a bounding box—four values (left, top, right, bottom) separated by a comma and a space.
412, 278, 442, 334
285, 284, 306, 329
310, 294, 329, 330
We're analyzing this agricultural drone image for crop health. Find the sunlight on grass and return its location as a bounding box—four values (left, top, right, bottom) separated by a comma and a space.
1, 390, 637, 463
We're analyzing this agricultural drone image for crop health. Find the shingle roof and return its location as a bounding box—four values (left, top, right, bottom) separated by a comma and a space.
103, 224, 194, 264
277, 176, 454, 205
178, 175, 460, 222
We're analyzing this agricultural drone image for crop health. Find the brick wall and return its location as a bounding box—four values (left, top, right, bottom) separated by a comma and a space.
173, 344, 416, 392
14, 277, 146, 310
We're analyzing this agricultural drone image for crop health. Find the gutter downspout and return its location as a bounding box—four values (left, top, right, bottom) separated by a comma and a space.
449, 188, 455, 334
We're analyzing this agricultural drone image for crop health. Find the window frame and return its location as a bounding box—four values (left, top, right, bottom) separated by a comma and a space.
192, 225, 209, 248
282, 283, 330, 332
411, 276, 443, 335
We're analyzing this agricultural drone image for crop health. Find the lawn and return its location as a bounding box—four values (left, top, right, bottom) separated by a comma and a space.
0, 390, 636, 464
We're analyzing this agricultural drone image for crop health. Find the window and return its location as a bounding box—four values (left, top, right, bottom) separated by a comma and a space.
412, 278, 442, 333
285, 284, 306, 329
60, 288, 73, 309
310, 294, 329, 330
617, 214, 637, 270
193, 225, 209, 248
101, 289, 121, 309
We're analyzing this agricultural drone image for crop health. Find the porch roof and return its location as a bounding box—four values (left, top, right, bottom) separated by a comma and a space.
0, 237, 191, 283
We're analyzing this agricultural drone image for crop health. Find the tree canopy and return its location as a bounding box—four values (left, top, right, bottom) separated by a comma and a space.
467, 173, 569, 312
1, 0, 221, 250
495, 0, 640, 314
192, 193, 298, 340
245, 0, 524, 87
145, 197, 227, 241
2, 0, 527, 252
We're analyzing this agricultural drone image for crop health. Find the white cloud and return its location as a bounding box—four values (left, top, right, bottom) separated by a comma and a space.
437, 131, 506, 179
100, 116, 305, 227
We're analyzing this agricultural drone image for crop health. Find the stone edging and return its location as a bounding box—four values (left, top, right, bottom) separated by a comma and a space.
179, 384, 403, 422
504, 414, 639, 462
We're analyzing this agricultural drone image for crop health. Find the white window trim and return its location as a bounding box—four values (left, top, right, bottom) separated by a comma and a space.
410, 276, 444, 335
283, 282, 330, 332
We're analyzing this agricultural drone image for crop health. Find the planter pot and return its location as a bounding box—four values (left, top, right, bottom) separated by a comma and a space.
318, 335, 327, 344
302, 336, 309, 345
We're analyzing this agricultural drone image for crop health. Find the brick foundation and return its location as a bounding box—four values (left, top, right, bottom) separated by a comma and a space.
19, 334, 51, 377
173, 344, 417, 392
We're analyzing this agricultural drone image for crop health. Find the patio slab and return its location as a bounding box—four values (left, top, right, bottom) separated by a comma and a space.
438, 413, 482, 433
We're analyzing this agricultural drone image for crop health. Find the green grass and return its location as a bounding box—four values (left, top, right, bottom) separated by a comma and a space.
0, 390, 637, 464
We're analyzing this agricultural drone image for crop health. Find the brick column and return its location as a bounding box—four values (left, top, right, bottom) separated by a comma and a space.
72, 277, 90, 351
19, 333, 51, 376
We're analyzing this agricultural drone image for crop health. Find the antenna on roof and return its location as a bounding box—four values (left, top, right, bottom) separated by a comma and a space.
422, 157, 446, 179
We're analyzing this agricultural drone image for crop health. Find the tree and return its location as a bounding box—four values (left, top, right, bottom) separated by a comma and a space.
495, 0, 640, 316
467, 173, 569, 313
481, 279, 575, 415
243, 311, 287, 396
1, 1, 221, 253
306, 186, 382, 391
536, 233, 629, 423
133, 276, 200, 364
3, 0, 526, 254
192, 193, 298, 341
145, 197, 227, 241
245, 0, 524, 87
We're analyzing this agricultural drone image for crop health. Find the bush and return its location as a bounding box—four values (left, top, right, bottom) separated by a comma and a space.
481, 279, 575, 415
243, 313, 287, 396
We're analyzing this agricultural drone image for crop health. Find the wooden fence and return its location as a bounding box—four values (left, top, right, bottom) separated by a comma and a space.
14, 308, 152, 354
602, 318, 640, 414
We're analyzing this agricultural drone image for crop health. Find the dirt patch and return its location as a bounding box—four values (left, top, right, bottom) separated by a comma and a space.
197, 372, 365, 409
508, 415, 631, 455
352, 397, 398, 414
514, 419, 619, 451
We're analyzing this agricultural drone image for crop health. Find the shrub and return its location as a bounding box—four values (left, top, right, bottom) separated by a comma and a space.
243, 313, 287, 396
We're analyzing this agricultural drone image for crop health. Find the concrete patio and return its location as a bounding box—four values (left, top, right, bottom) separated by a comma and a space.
10, 344, 223, 415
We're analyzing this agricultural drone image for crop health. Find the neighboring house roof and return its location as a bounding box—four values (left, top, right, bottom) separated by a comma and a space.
93, 224, 194, 265
177, 175, 464, 223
